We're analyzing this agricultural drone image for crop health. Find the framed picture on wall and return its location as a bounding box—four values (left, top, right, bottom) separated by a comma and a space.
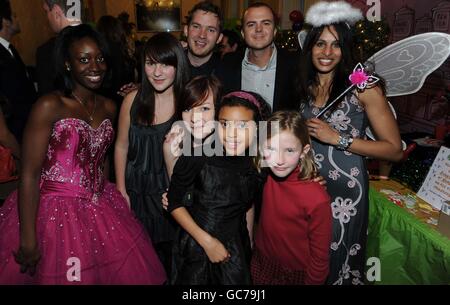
135, 0, 181, 32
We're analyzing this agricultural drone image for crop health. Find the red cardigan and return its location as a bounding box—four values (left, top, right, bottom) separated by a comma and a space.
255, 169, 332, 284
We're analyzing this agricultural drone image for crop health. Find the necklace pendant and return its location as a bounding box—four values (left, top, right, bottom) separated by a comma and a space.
89, 116, 93, 122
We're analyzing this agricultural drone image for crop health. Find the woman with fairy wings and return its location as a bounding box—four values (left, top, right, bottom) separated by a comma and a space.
297, 1, 403, 285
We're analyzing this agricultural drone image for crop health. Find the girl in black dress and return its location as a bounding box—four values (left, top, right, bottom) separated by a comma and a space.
167, 91, 270, 284
114, 33, 190, 273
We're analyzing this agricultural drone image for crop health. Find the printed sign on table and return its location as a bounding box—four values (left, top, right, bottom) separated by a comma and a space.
418, 146, 450, 211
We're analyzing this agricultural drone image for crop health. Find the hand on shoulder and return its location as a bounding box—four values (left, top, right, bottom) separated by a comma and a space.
117, 83, 140, 97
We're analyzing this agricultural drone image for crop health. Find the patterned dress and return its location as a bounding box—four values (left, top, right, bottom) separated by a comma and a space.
300, 92, 369, 285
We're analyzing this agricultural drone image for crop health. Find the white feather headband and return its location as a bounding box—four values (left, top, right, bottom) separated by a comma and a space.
305, 1, 364, 28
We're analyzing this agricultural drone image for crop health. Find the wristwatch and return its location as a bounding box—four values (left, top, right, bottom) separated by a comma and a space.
336, 133, 354, 151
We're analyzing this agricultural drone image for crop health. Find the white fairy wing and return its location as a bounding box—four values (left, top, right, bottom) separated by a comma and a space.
366, 32, 450, 97
298, 30, 308, 50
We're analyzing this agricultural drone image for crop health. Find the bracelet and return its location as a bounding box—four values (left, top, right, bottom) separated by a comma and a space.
336, 133, 354, 151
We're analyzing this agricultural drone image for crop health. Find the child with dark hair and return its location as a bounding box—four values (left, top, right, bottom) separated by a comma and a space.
167, 91, 269, 285
163, 75, 222, 178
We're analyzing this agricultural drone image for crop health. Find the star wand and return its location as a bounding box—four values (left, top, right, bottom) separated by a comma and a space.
315, 63, 379, 118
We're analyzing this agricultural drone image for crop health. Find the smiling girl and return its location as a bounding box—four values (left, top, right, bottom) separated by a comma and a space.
114, 33, 190, 273
252, 111, 331, 285
0, 24, 166, 284
298, 1, 402, 285
167, 91, 270, 284
163, 75, 221, 179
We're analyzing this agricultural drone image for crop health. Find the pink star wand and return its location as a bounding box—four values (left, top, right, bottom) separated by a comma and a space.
315, 63, 379, 118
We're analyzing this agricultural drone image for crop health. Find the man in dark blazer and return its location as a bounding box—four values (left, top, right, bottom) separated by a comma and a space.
216, 2, 299, 112
36, 0, 82, 96
0, 0, 37, 141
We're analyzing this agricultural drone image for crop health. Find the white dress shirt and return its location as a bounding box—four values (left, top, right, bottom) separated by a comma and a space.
241, 44, 277, 109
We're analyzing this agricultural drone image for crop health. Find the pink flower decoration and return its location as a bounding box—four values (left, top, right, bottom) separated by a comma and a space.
349, 70, 369, 85
348, 63, 380, 90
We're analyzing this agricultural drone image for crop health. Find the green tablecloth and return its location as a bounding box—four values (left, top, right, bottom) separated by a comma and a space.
367, 186, 450, 284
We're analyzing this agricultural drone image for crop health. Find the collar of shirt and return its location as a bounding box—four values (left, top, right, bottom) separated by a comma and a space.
243, 44, 277, 72
0, 36, 13, 57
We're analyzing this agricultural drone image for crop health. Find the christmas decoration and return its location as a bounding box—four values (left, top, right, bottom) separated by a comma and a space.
292, 22, 303, 32
390, 153, 435, 192
289, 10, 303, 23
274, 30, 300, 51
353, 19, 390, 61
289, 10, 304, 32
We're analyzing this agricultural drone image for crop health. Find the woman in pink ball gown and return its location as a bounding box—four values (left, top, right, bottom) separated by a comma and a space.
0, 24, 166, 285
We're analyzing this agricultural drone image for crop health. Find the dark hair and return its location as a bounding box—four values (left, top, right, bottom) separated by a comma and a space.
97, 15, 136, 100
134, 32, 190, 125
217, 91, 271, 123
96, 15, 134, 66
221, 30, 242, 48
297, 23, 357, 115
97, 15, 127, 46
263, 111, 317, 180
44, 0, 84, 15
242, 2, 279, 27
297, 24, 386, 115
0, 0, 12, 31
186, 1, 223, 32
117, 12, 136, 37
179, 75, 222, 119
54, 24, 112, 96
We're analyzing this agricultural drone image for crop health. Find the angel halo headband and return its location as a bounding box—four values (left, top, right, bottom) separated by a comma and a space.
305, 1, 363, 28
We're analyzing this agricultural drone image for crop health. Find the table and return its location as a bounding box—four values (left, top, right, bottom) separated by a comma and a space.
367, 179, 450, 284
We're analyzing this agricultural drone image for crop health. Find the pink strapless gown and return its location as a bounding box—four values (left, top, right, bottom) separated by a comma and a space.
0, 118, 166, 284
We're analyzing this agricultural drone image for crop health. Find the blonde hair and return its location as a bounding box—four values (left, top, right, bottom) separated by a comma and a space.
259, 111, 318, 180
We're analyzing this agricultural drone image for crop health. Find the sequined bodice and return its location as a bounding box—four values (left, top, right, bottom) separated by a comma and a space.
40, 118, 114, 198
